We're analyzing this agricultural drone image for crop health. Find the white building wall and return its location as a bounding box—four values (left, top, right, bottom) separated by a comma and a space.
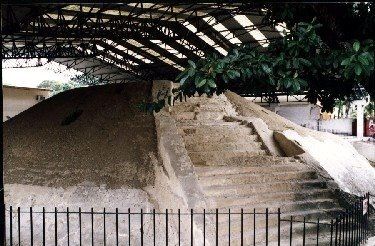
318, 118, 353, 135
3, 86, 51, 121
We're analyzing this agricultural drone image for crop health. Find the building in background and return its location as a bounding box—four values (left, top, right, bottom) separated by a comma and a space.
2, 85, 52, 122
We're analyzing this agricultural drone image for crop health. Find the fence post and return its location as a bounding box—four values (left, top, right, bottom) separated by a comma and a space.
241, 208, 243, 246
115, 208, 118, 246
289, 216, 293, 246
216, 209, 218, 246
191, 209, 193, 246
9, 206, 12, 246
153, 209, 156, 246
277, 208, 280, 246
91, 207, 94, 246
178, 209, 181, 246
67, 207, 70, 246
330, 219, 333, 246
30, 207, 33, 246
266, 208, 268, 246
42, 207, 45, 246
316, 218, 319, 246
128, 208, 131, 246
103, 208, 106, 246
228, 209, 230, 246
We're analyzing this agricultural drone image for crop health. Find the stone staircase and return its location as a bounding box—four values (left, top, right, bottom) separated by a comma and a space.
171, 95, 345, 245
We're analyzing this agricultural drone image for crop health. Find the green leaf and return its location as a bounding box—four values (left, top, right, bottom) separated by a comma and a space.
188, 68, 195, 76
353, 41, 360, 52
195, 78, 206, 88
358, 55, 369, 66
354, 65, 362, 76
340, 58, 350, 66
261, 64, 272, 74
207, 79, 217, 88
180, 75, 189, 84
188, 60, 196, 69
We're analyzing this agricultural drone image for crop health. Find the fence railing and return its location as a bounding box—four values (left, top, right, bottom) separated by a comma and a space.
5, 193, 371, 245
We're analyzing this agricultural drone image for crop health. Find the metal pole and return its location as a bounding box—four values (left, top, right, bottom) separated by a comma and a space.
0, 9, 6, 243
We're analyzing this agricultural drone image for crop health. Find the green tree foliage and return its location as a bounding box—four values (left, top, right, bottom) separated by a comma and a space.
139, 4, 374, 113
37, 80, 76, 94
70, 73, 101, 86
172, 20, 374, 112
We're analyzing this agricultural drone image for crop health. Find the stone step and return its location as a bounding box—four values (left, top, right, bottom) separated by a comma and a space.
192, 153, 305, 167
203, 180, 328, 197
179, 125, 253, 137
195, 111, 225, 121
180, 123, 253, 133
198, 170, 318, 187
207, 189, 335, 209
182, 133, 259, 146
216, 199, 337, 224
177, 121, 241, 128
186, 141, 262, 152
213, 205, 343, 227
190, 150, 267, 164
194, 164, 308, 176
215, 220, 339, 246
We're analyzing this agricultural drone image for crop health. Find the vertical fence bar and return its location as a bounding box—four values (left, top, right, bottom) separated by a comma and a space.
266, 208, 269, 246
253, 208, 256, 246
67, 207, 70, 246
335, 217, 338, 246
216, 209, 218, 246
303, 217, 306, 246
18, 207, 20, 246
166, 209, 168, 246
330, 219, 333, 246
91, 208, 94, 246
43, 207, 46, 246
350, 209, 353, 245
316, 218, 320, 246
54, 207, 57, 246
241, 209, 243, 246
345, 210, 348, 246
191, 209, 194, 246
9, 206, 12, 246
278, 208, 281, 246
128, 208, 131, 246
153, 209, 156, 246
338, 214, 342, 246
289, 216, 293, 246
203, 209, 206, 246
141, 209, 143, 246
103, 208, 106, 246
178, 209, 181, 246
115, 208, 118, 246
355, 203, 358, 245
228, 209, 230, 246
367, 193, 370, 242
79, 208, 82, 246
30, 207, 33, 246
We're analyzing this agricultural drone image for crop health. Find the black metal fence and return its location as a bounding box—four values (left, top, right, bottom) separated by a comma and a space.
5, 193, 371, 245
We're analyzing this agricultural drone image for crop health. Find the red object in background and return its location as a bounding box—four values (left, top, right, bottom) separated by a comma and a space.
365, 118, 375, 137
352, 118, 375, 137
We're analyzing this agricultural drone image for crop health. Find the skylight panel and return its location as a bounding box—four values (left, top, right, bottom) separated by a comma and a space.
183, 22, 228, 56
157, 26, 205, 57
275, 22, 290, 37
202, 16, 242, 45
62, 5, 101, 13
126, 39, 184, 70
102, 39, 153, 64
233, 15, 269, 47
150, 40, 187, 59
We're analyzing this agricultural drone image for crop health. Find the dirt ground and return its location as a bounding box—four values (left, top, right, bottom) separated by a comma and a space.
3, 82, 157, 189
